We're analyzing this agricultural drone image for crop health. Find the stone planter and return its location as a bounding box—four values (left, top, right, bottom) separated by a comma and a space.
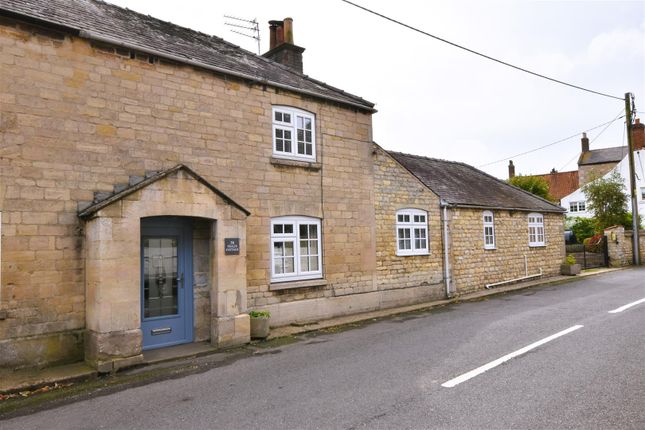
560, 263, 581, 276
250, 317, 270, 339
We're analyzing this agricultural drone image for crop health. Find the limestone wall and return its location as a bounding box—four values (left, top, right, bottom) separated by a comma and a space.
449, 209, 565, 294
372, 148, 444, 298
604, 225, 645, 266
0, 18, 373, 365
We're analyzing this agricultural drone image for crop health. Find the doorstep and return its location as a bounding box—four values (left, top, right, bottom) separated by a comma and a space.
0, 266, 625, 394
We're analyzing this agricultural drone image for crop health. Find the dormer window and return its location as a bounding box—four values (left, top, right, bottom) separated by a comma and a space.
272, 106, 315, 161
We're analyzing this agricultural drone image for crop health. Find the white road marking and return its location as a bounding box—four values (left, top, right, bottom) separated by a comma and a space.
441, 325, 584, 388
608, 298, 645, 314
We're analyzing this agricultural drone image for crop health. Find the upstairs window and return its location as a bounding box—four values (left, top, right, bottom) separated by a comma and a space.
528, 213, 545, 247
483, 211, 495, 249
271, 216, 322, 282
272, 106, 315, 161
396, 209, 429, 256
569, 201, 586, 212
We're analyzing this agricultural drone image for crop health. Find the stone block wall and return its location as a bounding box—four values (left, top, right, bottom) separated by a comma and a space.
372, 147, 444, 296
604, 225, 645, 266
0, 17, 378, 367
449, 209, 565, 294
578, 162, 616, 187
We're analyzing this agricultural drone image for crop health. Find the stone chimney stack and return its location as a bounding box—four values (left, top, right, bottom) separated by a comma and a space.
581, 132, 589, 153
263, 18, 305, 73
508, 160, 515, 179
632, 118, 644, 151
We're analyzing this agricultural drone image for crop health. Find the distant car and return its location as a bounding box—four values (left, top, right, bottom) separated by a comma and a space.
564, 230, 577, 244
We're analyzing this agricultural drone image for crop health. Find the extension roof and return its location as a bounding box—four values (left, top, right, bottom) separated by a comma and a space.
389, 151, 565, 213
0, 0, 375, 111
578, 147, 628, 166
534, 170, 579, 201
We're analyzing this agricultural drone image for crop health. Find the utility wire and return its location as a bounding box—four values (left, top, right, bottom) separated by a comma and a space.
558, 109, 625, 171
478, 114, 624, 168
341, 0, 624, 101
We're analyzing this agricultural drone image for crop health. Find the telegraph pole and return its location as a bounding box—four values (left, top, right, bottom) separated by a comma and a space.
625, 92, 640, 265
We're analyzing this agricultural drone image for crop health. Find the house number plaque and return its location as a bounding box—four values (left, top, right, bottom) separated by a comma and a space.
224, 238, 240, 255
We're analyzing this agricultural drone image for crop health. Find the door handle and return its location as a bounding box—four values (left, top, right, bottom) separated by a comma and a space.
177, 274, 183, 288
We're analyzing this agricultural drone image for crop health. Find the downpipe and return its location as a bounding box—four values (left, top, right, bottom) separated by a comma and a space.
440, 200, 453, 298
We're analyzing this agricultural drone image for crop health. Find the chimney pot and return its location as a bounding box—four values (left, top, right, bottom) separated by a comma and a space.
508, 160, 515, 179
283, 17, 294, 44
581, 132, 589, 152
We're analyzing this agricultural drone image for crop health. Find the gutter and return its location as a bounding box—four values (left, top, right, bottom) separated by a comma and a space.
77, 30, 377, 113
440, 199, 453, 298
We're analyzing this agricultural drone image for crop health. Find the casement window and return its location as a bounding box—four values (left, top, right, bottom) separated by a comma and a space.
396, 209, 429, 256
528, 213, 545, 247
569, 201, 586, 212
483, 210, 496, 249
271, 216, 322, 282
640, 187, 645, 200
272, 106, 315, 161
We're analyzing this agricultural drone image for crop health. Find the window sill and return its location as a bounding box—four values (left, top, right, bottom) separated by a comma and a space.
269, 278, 327, 291
484, 247, 497, 251
270, 157, 321, 171
396, 252, 430, 257
529, 244, 547, 248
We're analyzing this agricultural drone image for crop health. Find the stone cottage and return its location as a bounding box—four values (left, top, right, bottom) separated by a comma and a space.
0, 0, 565, 372
388, 151, 566, 294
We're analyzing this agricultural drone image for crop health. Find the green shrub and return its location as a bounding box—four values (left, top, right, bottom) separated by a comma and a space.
249, 310, 270, 318
568, 217, 596, 243
564, 254, 577, 265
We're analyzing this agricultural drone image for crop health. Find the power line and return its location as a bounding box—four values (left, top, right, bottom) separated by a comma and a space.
558, 109, 625, 171
340, 0, 624, 101
478, 114, 624, 168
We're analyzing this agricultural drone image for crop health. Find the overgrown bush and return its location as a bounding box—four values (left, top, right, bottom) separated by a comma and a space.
567, 217, 596, 243
583, 234, 604, 253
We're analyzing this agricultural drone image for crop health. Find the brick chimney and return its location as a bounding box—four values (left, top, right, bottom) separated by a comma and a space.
632, 118, 644, 151
508, 160, 515, 179
581, 132, 589, 152
263, 18, 305, 73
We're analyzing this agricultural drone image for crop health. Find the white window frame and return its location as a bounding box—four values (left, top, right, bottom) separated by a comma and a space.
396, 209, 429, 256
271, 216, 322, 282
528, 212, 545, 247
640, 187, 645, 200
569, 201, 586, 213
272, 106, 316, 162
483, 210, 496, 250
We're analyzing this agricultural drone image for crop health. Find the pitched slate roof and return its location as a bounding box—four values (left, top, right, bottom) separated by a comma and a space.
534, 170, 579, 201
578, 146, 627, 166
0, 0, 375, 111
389, 151, 565, 213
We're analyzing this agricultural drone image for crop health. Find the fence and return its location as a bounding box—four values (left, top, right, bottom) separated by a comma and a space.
565, 237, 608, 269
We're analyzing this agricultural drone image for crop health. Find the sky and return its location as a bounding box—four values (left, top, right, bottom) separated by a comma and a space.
106, 0, 645, 179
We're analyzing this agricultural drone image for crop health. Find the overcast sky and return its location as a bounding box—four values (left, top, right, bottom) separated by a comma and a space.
107, 0, 644, 179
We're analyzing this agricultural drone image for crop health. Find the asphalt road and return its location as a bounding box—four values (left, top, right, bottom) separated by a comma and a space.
4, 268, 645, 429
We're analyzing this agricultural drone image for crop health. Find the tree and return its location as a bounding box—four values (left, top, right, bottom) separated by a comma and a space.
566, 216, 596, 243
581, 171, 628, 231
508, 175, 553, 201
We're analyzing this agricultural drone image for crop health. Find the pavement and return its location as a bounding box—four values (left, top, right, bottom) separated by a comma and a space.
3, 266, 643, 429
0, 267, 624, 396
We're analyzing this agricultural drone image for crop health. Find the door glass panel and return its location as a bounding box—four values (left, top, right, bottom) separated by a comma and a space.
143, 237, 178, 318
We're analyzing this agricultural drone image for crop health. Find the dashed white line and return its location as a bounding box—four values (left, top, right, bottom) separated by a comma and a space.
441, 325, 584, 388
608, 298, 645, 314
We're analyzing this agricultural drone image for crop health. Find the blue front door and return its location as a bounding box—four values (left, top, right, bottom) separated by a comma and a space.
141, 217, 193, 350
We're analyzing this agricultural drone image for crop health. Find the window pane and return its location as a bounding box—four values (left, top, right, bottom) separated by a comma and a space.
283, 113, 291, 123
284, 242, 294, 256
397, 214, 404, 222
305, 130, 312, 142
275, 112, 282, 122
284, 224, 293, 234
414, 215, 420, 223
310, 239, 318, 255
414, 228, 426, 239
309, 225, 318, 239
297, 116, 303, 128
300, 240, 308, 254
273, 224, 283, 234
297, 129, 304, 142
274, 241, 284, 256
305, 143, 312, 155
298, 141, 304, 154
304, 118, 312, 130
299, 224, 308, 238
284, 256, 294, 273
309, 256, 319, 271
274, 258, 283, 274
300, 256, 309, 272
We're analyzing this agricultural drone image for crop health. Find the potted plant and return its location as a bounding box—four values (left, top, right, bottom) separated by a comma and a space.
249, 310, 271, 339
560, 254, 581, 276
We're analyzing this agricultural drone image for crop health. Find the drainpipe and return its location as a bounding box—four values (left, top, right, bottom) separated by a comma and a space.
440, 200, 453, 298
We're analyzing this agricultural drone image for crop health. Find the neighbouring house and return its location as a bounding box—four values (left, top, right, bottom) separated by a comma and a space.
387, 151, 566, 294
0, 0, 566, 372
508, 162, 579, 204
561, 119, 645, 224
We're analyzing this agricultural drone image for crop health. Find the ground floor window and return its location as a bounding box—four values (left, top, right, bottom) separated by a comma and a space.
271, 216, 322, 282
483, 210, 495, 249
396, 209, 429, 256
528, 213, 545, 246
